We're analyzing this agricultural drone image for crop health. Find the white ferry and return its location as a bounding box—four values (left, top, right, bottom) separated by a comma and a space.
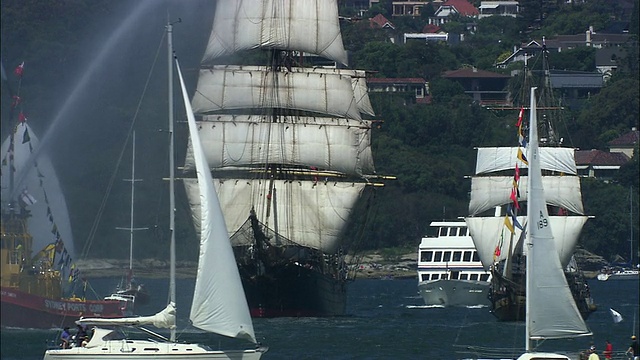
417, 221, 491, 306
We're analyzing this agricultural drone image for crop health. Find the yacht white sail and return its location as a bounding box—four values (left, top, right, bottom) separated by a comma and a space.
182, 0, 384, 317
42, 21, 266, 360
516, 87, 591, 360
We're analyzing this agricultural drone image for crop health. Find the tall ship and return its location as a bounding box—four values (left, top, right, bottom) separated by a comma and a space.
417, 221, 491, 307
1, 62, 131, 328
464, 41, 596, 321
180, 0, 386, 317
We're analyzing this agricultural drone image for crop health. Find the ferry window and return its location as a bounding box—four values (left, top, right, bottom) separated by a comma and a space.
463, 251, 472, 262
439, 227, 447, 236
420, 251, 433, 262
432, 274, 439, 280
480, 274, 490, 281
434, 251, 442, 262
472, 252, 480, 262
453, 251, 462, 261
443, 251, 451, 262
462, 227, 469, 236
450, 271, 459, 279
460, 274, 468, 280
469, 274, 478, 280
421, 274, 429, 281
441, 273, 448, 280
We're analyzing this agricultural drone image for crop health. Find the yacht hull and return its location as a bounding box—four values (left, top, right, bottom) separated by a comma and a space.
418, 279, 489, 307
1, 286, 128, 329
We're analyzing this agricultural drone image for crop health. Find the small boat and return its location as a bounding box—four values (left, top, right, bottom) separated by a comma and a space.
597, 267, 639, 281
417, 221, 491, 307
42, 22, 267, 360
103, 132, 150, 309
515, 87, 592, 359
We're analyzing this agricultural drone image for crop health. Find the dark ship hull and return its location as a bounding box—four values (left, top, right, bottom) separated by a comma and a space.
489, 259, 597, 321
232, 216, 349, 317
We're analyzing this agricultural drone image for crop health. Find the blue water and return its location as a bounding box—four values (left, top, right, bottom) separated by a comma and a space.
1, 277, 638, 359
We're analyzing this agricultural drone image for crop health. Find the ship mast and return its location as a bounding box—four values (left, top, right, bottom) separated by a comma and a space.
166, 18, 176, 343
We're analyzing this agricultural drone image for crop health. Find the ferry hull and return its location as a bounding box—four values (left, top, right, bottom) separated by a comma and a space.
418, 279, 489, 307
241, 263, 347, 317
1, 287, 128, 329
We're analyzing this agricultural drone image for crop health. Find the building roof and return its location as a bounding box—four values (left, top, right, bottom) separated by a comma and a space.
609, 129, 639, 147
595, 47, 627, 66
443, 68, 510, 78
422, 24, 442, 33
368, 77, 427, 84
444, 0, 479, 16
370, 13, 395, 29
574, 149, 630, 166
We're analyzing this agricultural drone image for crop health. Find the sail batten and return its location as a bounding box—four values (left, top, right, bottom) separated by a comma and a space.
203, 0, 349, 65
183, 115, 375, 176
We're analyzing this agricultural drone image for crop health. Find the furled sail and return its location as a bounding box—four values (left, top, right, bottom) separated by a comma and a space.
202, 0, 349, 65
526, 88, 590, 340
465, 216, 588, 269
184, 178, 366, 253
77, 302, 176, 329
475, 147, 577, 175
468, 176, 585, 216
177, 60, 256, 342
183, 115, 374, 176
191, 66, 361, 121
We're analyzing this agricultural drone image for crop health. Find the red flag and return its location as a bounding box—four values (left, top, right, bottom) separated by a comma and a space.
18, 112, 27, 123
510, 188, 520, 209
516, 107, 524, 127
514, 163, 520, 182
14, 62, 24, 77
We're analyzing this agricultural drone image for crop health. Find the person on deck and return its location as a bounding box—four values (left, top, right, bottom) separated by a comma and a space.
603, 340, 612, 359
75, 324, 87, 347
60, 327, 71, 349
588, 345, 600, 360
626, 335, 639, 360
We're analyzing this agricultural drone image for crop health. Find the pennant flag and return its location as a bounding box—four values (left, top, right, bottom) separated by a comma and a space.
18, 112, 27, 123
11, 95, 21, 108
493, 245, 501, 259
517, 148, 528, 165
14, 62, 24, 77
512, 215, 523, 230
504, 216, 515, 233
68, 264, 76, 283
516, 107, 524, 127
514, 163, 520, 182
510, 188, 520, 209
55, 239, 64, 253
609, 308, 623, 323
22, 128, 31, 144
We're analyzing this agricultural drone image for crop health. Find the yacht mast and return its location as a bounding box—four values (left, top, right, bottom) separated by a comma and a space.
167, 18, 176, 343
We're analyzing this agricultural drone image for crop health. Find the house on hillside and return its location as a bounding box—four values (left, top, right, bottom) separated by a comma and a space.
549, 70, 603, 109
442, 68, 510, 106
609, 128, 639, 159
595, 47, 627, 81
478, 1, 519, 18
367, 77, 431, 104
427, 0, 478, 26
392, 0, 440, 17
575, 150, 630, 180
370, 13, 396, 29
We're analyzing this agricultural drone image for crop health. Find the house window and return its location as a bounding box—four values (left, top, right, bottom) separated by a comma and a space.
415, 86, 424, 98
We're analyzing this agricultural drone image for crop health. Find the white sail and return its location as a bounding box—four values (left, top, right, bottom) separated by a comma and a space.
305, 68, 375, 116
525, 88, 590, 341
468, 176, 585, 216
177, 60, 256, 342
203, 0, 349, 65
465, 216, 588, 269
0, 123, 76, 260
77, 303, 176, 329
184, 178, 365, 253
191, 66, 362, 121
475, 147, 577, 175
183, 115, 374, 176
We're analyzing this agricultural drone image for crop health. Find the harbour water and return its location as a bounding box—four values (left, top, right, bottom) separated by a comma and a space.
1, 276, 638, 359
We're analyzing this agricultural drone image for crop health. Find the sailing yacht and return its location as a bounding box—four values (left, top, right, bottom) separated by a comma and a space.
181, 0, 384, 317
515, 87, 592, 359
42, 22, 266, 360
103, 132, 150, 309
